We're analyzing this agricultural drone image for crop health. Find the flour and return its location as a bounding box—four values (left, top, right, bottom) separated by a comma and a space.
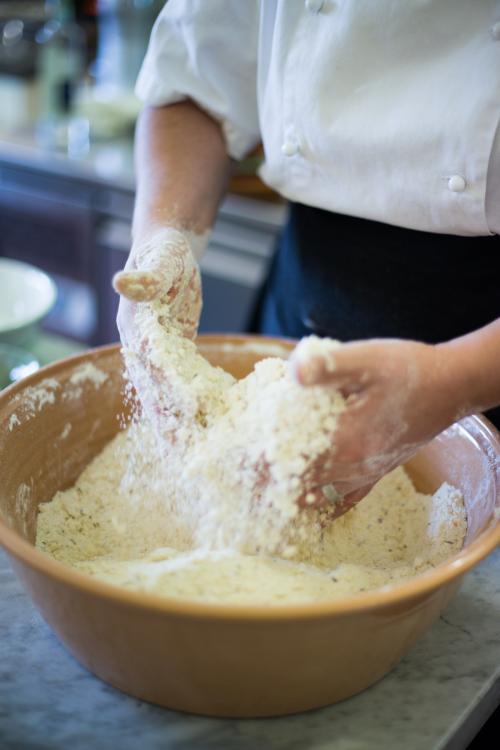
63, 363, 109, 402
182, 228, 210, 262
7, 364, 108, 428
59, 422, 72, 441
11, 377, 60, 424
8, 414, 20, 431
201, 341, 292, 357
122, 304, 347, 556
69, 363, 108, 388
34, 298, 467, 605
36, 426, 466, 604
292, 336, 340, 381
16, 482, 32, 538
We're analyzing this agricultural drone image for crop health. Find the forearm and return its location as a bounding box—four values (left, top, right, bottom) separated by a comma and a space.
437, 319, 500, 416
133, 101, 231, 242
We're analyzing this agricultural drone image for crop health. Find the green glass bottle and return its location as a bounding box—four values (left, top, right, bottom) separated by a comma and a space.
36, 0, 88, 153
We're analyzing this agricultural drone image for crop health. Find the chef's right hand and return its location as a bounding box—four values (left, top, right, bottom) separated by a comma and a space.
113, 226, 202, 351
112, 227, 203, 442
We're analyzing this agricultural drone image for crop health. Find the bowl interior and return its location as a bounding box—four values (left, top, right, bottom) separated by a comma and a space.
405, 419, 499, 546
0, 258, 57, 334
0, 338, 498, 577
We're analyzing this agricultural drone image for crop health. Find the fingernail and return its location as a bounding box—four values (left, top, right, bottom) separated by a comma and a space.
296, 356, 325, 386
321, 485, 343, 504
292, 337, 340, 385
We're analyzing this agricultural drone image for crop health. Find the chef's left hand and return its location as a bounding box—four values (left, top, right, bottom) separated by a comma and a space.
290, 338, 463, 515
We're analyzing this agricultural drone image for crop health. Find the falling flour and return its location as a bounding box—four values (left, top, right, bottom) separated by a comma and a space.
120, 307, 348, 557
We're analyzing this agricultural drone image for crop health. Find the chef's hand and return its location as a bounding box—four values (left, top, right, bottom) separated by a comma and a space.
113, 226, 202, 348
290, 338, 463, 515
112, 227, 203, 441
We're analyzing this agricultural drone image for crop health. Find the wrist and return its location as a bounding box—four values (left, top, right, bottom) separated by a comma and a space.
132, 224, 182, 247
401, 342, 466, 435
434, 338, 480, 420
133, 223, 209, 263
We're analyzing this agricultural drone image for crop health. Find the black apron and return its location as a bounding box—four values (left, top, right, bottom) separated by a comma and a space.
252, 203, 500, 426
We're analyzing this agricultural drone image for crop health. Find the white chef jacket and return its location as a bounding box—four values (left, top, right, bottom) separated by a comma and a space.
136, 0, 500, 236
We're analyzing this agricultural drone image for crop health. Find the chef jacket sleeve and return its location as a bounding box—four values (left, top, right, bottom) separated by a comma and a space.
135, 0, 260, 160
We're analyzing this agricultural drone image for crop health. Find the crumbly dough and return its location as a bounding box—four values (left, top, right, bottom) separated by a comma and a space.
36, 424, 466, 605
123, 318, 348, 556
35, 302, 467, 605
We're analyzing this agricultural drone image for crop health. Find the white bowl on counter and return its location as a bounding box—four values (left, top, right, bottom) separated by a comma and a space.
0, 258, 57, 348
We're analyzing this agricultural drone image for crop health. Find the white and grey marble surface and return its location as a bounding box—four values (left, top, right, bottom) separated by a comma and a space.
1, 548, 499, 750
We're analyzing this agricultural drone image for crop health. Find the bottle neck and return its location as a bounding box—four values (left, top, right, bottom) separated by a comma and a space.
47, 0, 75, 23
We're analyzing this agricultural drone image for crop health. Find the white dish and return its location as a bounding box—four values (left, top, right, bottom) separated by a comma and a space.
0, 259, 56, 346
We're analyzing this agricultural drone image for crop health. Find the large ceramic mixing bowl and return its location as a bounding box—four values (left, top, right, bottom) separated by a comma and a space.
0, 258, 57, 348
0, 337, 498, 717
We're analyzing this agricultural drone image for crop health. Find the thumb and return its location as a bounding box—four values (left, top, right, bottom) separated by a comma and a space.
113, 269, 174, 302
290, 337, 381, 391
112, 229, 190, 303
297, 482, 374, 518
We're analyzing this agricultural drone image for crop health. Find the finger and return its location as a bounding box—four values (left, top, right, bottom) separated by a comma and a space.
297, 487, 355, 520
322, 485, 374, 520
113, 229, 190, 303
297, 481, 375, 519
291, 338, 389, 388
113, 270, 171, 302
112, 254, 187, 303
297, 483, 345, 511
341, 483, 376, 506
290, 337, 341, 386
297, 486, 326, 510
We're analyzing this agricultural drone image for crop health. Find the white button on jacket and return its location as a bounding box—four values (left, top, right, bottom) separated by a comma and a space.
136, 0, 500, 236
305, 0, 325, 13
448, 175, 467, 193
281, 141, 300, 157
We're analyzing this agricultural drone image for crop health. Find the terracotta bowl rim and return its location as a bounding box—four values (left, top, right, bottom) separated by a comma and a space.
0, 339, 499, 622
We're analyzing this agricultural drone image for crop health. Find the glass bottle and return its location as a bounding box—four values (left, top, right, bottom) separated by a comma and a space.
36, 0, 88, 154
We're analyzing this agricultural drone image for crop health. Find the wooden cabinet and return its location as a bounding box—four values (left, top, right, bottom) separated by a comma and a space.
0, 164, 94, 283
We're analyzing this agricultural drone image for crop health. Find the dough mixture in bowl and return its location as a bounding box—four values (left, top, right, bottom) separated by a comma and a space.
36, 311, 467, 605
36, 421, 466, 605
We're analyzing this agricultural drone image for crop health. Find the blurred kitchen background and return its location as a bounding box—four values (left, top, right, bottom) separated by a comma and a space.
0, 0, 285, 367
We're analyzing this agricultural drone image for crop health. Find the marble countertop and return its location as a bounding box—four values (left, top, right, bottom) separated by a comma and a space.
1, 547, 499, 750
